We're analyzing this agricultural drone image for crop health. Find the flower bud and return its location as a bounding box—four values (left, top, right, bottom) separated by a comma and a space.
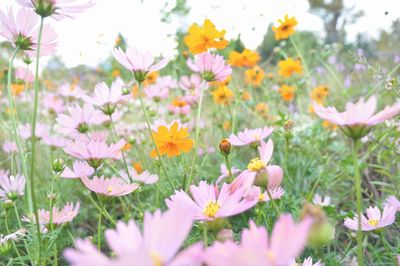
284, 119, 294, 131
52, 158, 65, 173
217, 229, 234, 241
219, 139, 231, 156
2, 199, 14, 210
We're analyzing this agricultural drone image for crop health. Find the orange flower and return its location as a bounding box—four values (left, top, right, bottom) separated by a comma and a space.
245, 65, 265, 86
272, 14, 298, 40
111, 69, 121, 78
255, 102, 269, 118
241, 91, 251, 101
11, 83, 24, 96
151, 122, 194, 158
229, 49, 260, 67
279, 84, 296, 102
212, 85, 234, 105
142, 71, 159, 87
278, 57, 303, 78
222, 121, 231, 131
122, 143, 132, 151
322, 120, 338, 131
184, 19, 228, 54
133, 162, 143, 174
311, 85, 329, 104
209, 75, 231, 88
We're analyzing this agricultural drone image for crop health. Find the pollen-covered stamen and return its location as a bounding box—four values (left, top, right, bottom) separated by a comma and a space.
247, 157, 266, 172
203, 201, 220, 218
107, 186, 113, 194
368, 219, 379, 227
149, 250, 164, 266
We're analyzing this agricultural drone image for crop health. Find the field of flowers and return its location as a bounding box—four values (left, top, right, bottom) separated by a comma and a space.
1, 1, 400, 265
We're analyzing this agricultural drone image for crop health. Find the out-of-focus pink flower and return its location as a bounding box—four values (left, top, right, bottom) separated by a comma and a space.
228, 127, 274, 146
15, 68, 34, 82
81, 176, 138, 197
18, 123, 49, 140
23, 202, 80, 225
216, 164, 240, 184
0, 173, 25, 200
58, 83, 84, 99
42, 135, 66, 148
385, 195, 400, 211
16, 0, 94, 20
120, 167, 158, 184
61, 161, 94, 179
2, 141, 18, 154
144, 83, 170, 101
257, 186, 285, 202
187, 52, 232, 82
56, 103, 103, 137
344, 204, 396, 231
0, 7, 57, 55
205, 215, 312, 266
63, 139, 125, 169
312, 194, 332, 207
313, 96, 400, 138
113, 46, 169, 82
42, 93, 65, 114
288, 257, 322, 266
166, 181, 257, 221
168, 98, 191, 116
64, 207, 203, 266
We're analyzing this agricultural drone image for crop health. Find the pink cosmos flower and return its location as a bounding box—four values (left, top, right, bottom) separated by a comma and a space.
312, 194, 332, 207
61, 161, 94, 179
257, 186, 285, 202
0, 173, 25, 200
23, 202, 80, 225
15, 67, 34, 82
0, 7, 57, 55
313, 96, 400, 138
205, 215, 312, 266
216, 164, 240, 184
157, 76, 178, 89
18, 123, 49, 140
58, 83, 84, 99
228, 127, 274, 146
187, 52, 232, 82
81, 176, 139, 197
64, 207, 203, 266
56, 103, 103, 137
385, 195, 400, 211
144, 83, 170, 101
0, 229, 27, 246
166, 181, 258, 221
113, 46, 169, 82
63, 139, 125, 169
42, 93, 65, 114
288, 257, 322, 266
2, 141, 18, 154
168, 98, 191, 116
42, 135, 66, 148
344, 204, 396, 231
179, 74, 203, 105
16, 0, 95, 20
120, 167, 159, 184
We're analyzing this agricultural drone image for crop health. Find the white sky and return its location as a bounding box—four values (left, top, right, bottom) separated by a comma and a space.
1, 0, 398, 68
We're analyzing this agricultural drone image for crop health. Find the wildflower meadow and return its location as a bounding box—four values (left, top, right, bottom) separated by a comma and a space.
1, 0, 400, 265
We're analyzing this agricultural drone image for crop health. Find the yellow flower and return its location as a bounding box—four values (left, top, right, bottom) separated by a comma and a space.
212, 85, 234, 105
171, 98, 188, 108
278, 57, 303, 78
322, 120, 338, 131
272, 14, 298, 40
245, 65, 265, 86
279, 84, 296, 102
111, 69, 121, 78
228, 49, 260, 67
311, 85, 329, 104
11, 83, 24, 96
133, 162, 143, 174
209, 75, 231, 88
151, 122, 194, 158
184, 19, 229, 54
241, 91, 251, 101
143, 71, 159, 87
131, 84, 139, 98
122, 143, 132, 151
255, 102, 269, 118
222, 121, 231, 131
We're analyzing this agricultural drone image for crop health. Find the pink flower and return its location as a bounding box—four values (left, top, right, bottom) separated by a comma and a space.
216, 164, 240, 184
344, 204, 396, 231
187, 52, 232, 82
16, 0, 94, 20
15, 67, 34, 82
0, 229, 27, 246
2, 141, 18, 154
312, 194, 331, 207
58, 83, 84, 99
228, 127, 274, 146
61, 161, 94, 179
0, 173, 25, 200
81, 176, 139, 197
0, 7, 57, 55
64, 207, 202, 266
205, 215, 312, 266
313, 96, 400, 138
288, 257, 322, 266
63, 139, 125, 169
166, 181, 258, 221
120, 167, 158, 184
42, 93, 64, 114
18, 123, 49, 140
23, 202, 80, 225
144, 83, 170, 101
167, 98, 191, 116
179, 74, 203, 105
42, 135, 66, 148
386, 195, 400, 211
257, 186, 285, 202
113, 46, 169, 82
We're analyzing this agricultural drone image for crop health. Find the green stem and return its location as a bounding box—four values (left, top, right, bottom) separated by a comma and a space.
266, 189, 280, 216
29, 17, 45, 252
109, 116, 131, 181
88, 194, 116, 225
203, 223, 208, 247
352, 138, 364, 266
5, 209, 22, 260
379, 232, 396, 264
97, 202, 103, 251
290, 37, 311, 82
137, 82, 174, 191
224, 154, 233, 178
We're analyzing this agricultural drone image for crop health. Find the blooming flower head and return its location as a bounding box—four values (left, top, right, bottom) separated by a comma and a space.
216, 164, 240, 184
179, 74, 202, 103
2, 141, 18, 154
144, 83, 170, 101
212, 85, 234, 105
42, 93, 65, 114
312, 194, 331, 207
228, 127, 274, 146
64, 139, 125, 169
278, 57, 303, 78
244, 65, 265, 86
64, 207, 202, 265
385, 195, 400, 211
120, 167, 158, 185
81, 176, 139, 197
19, 123, 49, 140
151, 122, 194, 158
313, 96, 400, 139
344, 204, 396, 231
16, 0, 95, 20
58, 83, 84, 99
113, 46, 169, 82
256, 186, 285, 203
184, 18, 228, 54
311, 85, 329, 104
168, 98, 191, 116
15, 68, 34, 83
0, 229, 26, 254
23, 202, 80, 225
229, 49, 260, 67
187, 52, 232, 82
0, 173, 25, 201
272, 14, 298, 40
0, 7, 57, 55
288, 257, 322, 266
166, 181, 258, 221
279, 84, 296, 102
61, 161, 94, 179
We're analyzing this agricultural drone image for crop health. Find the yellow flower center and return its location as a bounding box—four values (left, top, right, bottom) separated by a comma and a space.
247, 157, 266, 172
107, 186, 113, 193
203, 201, 220, 218
368, 219, 379, 227
149, 250, 164, 266
258, 193, 265, 201
251, 133, 261, 141
265, 250, 276, 262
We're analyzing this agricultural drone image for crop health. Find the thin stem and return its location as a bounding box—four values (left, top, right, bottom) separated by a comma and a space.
137, 82, 174, 191
266, 189, 280, 216
352, 138, 364, 266
29, 17, 45, 251
5, 209, 22, 260
290, 37, 311, 82
109, 116, 131, 181
203, 223, 208, 247
379, 232, 396, 264
224, 155, 233, 178
88, 194, 116, 225
97, 202, 103, 251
